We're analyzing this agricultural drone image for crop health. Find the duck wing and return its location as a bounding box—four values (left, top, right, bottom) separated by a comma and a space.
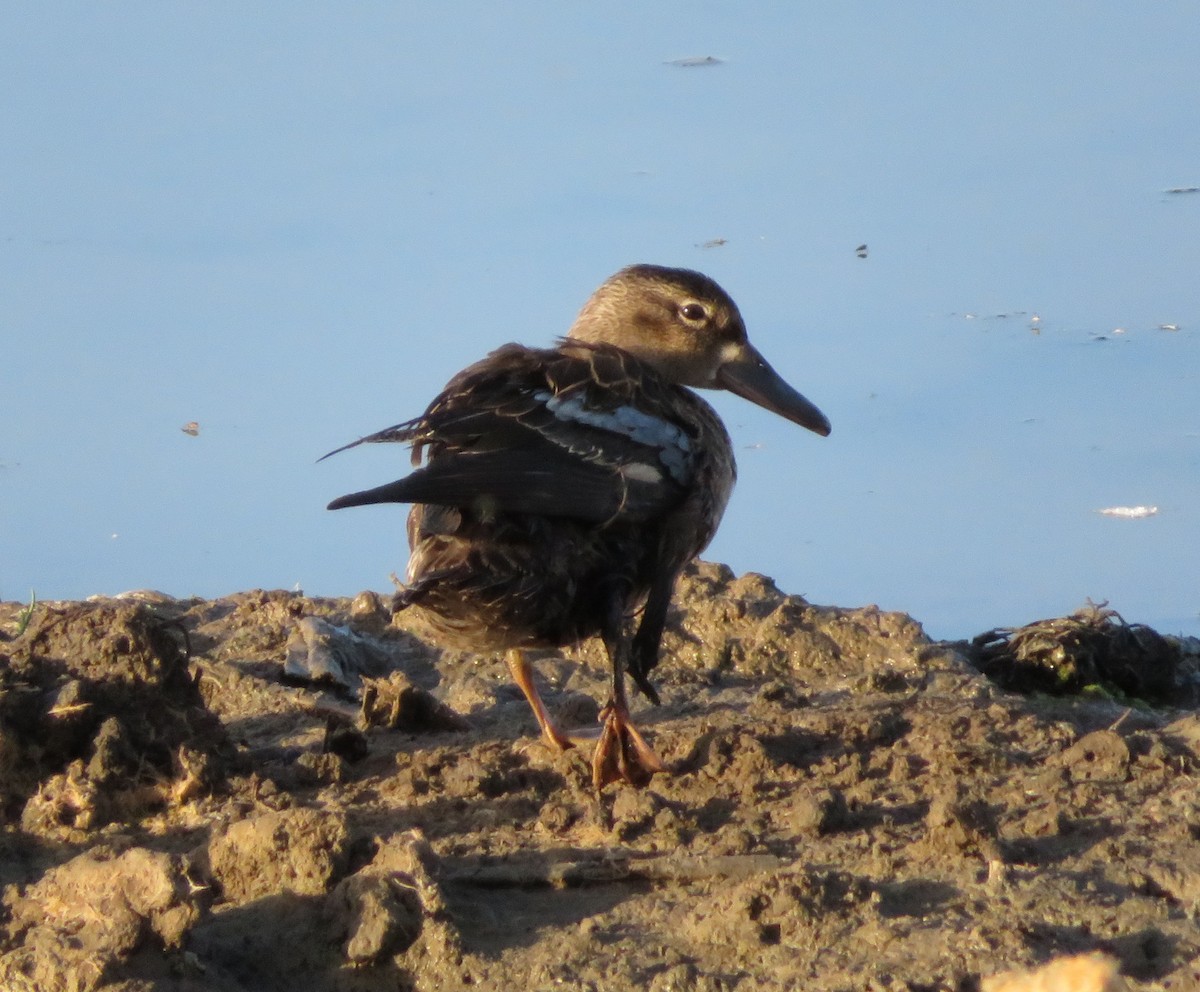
324, 342, 699, 524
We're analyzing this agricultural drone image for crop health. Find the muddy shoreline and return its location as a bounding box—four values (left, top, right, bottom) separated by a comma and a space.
1, 561, 1197, 990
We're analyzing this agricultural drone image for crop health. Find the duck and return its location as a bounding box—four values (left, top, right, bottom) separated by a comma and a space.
323, 264, 830, 789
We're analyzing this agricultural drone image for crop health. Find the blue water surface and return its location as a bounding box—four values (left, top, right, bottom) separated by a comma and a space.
2, 4, 1197, 640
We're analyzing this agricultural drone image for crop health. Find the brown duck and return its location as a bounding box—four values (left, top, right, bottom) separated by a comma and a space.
324, 264, 830, 788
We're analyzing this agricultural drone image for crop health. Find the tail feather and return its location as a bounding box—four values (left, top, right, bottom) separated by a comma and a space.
318, 421, 421, 463
327, 478, 421, 510
326, 449, 633, 521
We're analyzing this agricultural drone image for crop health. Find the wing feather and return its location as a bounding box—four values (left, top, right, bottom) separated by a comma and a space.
325, 341, 698, 523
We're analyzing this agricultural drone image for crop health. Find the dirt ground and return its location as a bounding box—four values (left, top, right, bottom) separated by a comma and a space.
1, 560, 1198, 991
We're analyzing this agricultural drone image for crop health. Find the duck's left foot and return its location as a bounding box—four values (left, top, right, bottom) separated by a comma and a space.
592, 700, 667, 789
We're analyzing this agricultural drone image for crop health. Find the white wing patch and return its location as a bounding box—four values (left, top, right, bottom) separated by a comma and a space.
534, 390, 693, 483
622, 462, 664, 483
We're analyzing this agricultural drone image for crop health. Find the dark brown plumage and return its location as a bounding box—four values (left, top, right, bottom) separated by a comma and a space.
324, 264, 830, 788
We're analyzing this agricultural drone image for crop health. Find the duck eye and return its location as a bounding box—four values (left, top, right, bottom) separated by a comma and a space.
680, 302, 707, 322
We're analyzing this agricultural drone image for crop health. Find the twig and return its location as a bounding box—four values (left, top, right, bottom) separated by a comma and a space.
443, 852, 787, 888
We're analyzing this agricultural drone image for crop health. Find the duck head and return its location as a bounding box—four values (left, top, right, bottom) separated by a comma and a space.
567, 264, 831, 437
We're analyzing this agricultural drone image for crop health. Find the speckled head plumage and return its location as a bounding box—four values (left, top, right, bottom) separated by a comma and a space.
567, 264, 747, 387
568, 264, 831, 437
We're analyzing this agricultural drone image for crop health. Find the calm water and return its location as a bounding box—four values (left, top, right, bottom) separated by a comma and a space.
3, 4, 1197, 640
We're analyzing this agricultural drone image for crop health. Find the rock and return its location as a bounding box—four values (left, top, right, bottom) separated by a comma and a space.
283, 615, 397, 691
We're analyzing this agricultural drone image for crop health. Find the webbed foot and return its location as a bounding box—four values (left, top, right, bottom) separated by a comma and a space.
591, 698, 667, 789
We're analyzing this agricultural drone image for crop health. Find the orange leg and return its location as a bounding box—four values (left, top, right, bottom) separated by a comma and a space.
505, 648, 577, 752
506, 647, 665, 788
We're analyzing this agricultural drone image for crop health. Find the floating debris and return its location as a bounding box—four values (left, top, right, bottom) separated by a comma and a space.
698, 237, 728, 249
953, 311, 1032, 322
1097, 505, 1158, 518
1165, 186, 1200, 194
181, 421, 200, 436
664, 55, 724, 68
855, 244, 868, 259
1158, 323, 1180, 332
969, 601, 1186, 704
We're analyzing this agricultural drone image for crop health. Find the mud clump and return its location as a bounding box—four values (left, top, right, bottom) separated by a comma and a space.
1, 846, 204, 992
205, 807, 351, 902
1, 567, 1199, 990
0, 601, 229, 834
